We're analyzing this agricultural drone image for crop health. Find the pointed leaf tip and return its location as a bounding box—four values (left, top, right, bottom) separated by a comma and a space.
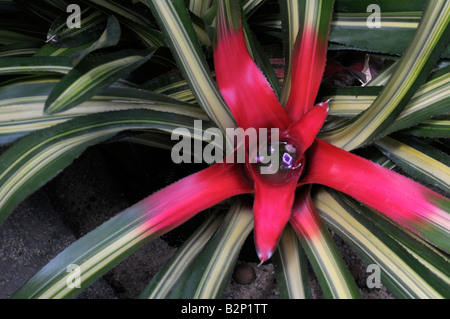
252, 178, 299, 262
257, 247, 274, 263
304, 139, 450, 252
287, 101, 329, 153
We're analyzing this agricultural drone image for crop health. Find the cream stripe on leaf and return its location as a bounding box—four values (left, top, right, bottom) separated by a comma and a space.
278, 0, 332, 106
168, 198, 253, 299
336, 190, 450, 288
44, 49, 155, 114
402, 116, 450, 138
14, 199, 163, 298
323, 86, 382, 118
323, 0, 450, 150
366, 62, 397, 87
290, 191, 360, 299
146, 0, 236, 138
140, 212, 223, 299
188, 0, 212, 18
273, 225, 312, 299
0, 42, 41, 58
46, 8, 106, 48
242, 0, 265, 16
0, 56, 72, 75
87, 0, 152, 27
313, 188, 449, 299
278, 0, 301, 106
0, 109, 203, 228
251, 10, 450, 58
322, 65, 450, 135
385, 66, 450, 135
242, 11, 282, 99
375, 135, 450, 193
0, 81, 207, 144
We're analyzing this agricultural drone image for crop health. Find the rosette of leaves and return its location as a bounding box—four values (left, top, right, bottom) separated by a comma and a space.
0, 0, 449, 299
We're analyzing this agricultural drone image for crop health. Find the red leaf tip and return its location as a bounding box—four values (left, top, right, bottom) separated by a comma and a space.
256, 245, 275, 263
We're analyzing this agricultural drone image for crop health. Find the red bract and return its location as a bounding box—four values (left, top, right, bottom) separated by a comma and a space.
141, 163, 252, 236
140, 1, 450, 262
285, 26, 330, 120
214, 19, 291, 131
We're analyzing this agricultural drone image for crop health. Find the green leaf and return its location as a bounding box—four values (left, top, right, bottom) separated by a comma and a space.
361, 146, 397, 171
366, 62, 396, 87
329, 3, 450, 58
330, 12, 421, 56
188, 0, 212, 18
375, 135, 450, 193
85, 0, 153, 27
337, 189, 450, 289
145, 70, 197, 103
170, 198, 254, 299
323, 86, 382, 118
242, 10, 281, 98
384, 66, 450, 135
241, 0, 266, 17
322, 66, 450, 136
44, 49, 155, 114
252, 5, 450, 58
188, 10, 213, 47
38, 15, 122, 66
12, 158, 211, 298
46, 8, 107, 48
278, 0, 302, 105
402, 116, 450, 138
273, 225, 312, 299
124, 131, 179, 151
70, 15, 122, 66
0, 56, 73, 75
0, 79, 207, 144
0, 42, 42, 58
120, 18, 166, 49
322, 1, 450, 150
313, 188, 449, 298
140, 211, 224, 299
34, 42, 94, 58
290, 189, 360, 299
0, 109, 203, 228
278, 0, 335, 106
146, 0, 236, 139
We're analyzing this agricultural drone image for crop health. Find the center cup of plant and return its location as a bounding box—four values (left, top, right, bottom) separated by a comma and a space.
247, 135, 305, 185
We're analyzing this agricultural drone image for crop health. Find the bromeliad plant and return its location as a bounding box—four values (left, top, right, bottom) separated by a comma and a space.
0, 0, 449, 298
